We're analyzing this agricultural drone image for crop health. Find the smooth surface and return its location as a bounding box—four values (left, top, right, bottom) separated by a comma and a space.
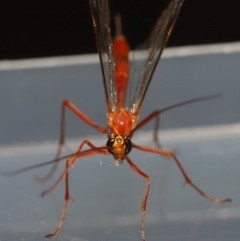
1, 125, 240, 241
1, 43, 240, 144
1, 42, 240, 240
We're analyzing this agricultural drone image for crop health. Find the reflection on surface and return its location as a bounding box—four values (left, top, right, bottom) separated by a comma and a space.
1, 124, 240, 241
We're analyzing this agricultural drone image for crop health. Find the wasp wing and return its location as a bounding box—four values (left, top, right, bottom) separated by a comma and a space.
89, 0, 117, 112
130, 0, 184, 114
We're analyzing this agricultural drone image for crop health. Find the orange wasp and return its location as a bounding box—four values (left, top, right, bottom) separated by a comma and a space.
3, 0, 231, 239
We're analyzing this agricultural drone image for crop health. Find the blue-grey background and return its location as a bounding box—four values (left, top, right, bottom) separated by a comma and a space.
1, 43, 240, 145
0, 43, 240, 240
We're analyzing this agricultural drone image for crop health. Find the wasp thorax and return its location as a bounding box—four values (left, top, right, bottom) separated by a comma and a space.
106, 135, 132, 160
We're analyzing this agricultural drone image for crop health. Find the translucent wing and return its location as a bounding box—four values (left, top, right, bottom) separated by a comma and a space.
89, 0, 117, 112
130, 0, 185, 114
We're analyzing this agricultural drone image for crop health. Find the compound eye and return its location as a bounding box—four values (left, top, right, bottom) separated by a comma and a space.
106, 138, 115, 155
125, 139, 132, 155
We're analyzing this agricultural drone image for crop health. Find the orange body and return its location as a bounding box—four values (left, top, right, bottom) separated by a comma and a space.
108, 35, 137, 139
112, 35, 130, 108
108, 108, 137, 137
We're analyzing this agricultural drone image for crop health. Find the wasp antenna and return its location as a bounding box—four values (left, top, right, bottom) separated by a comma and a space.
159, 93, 222, 114
0, 152, 78, 176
